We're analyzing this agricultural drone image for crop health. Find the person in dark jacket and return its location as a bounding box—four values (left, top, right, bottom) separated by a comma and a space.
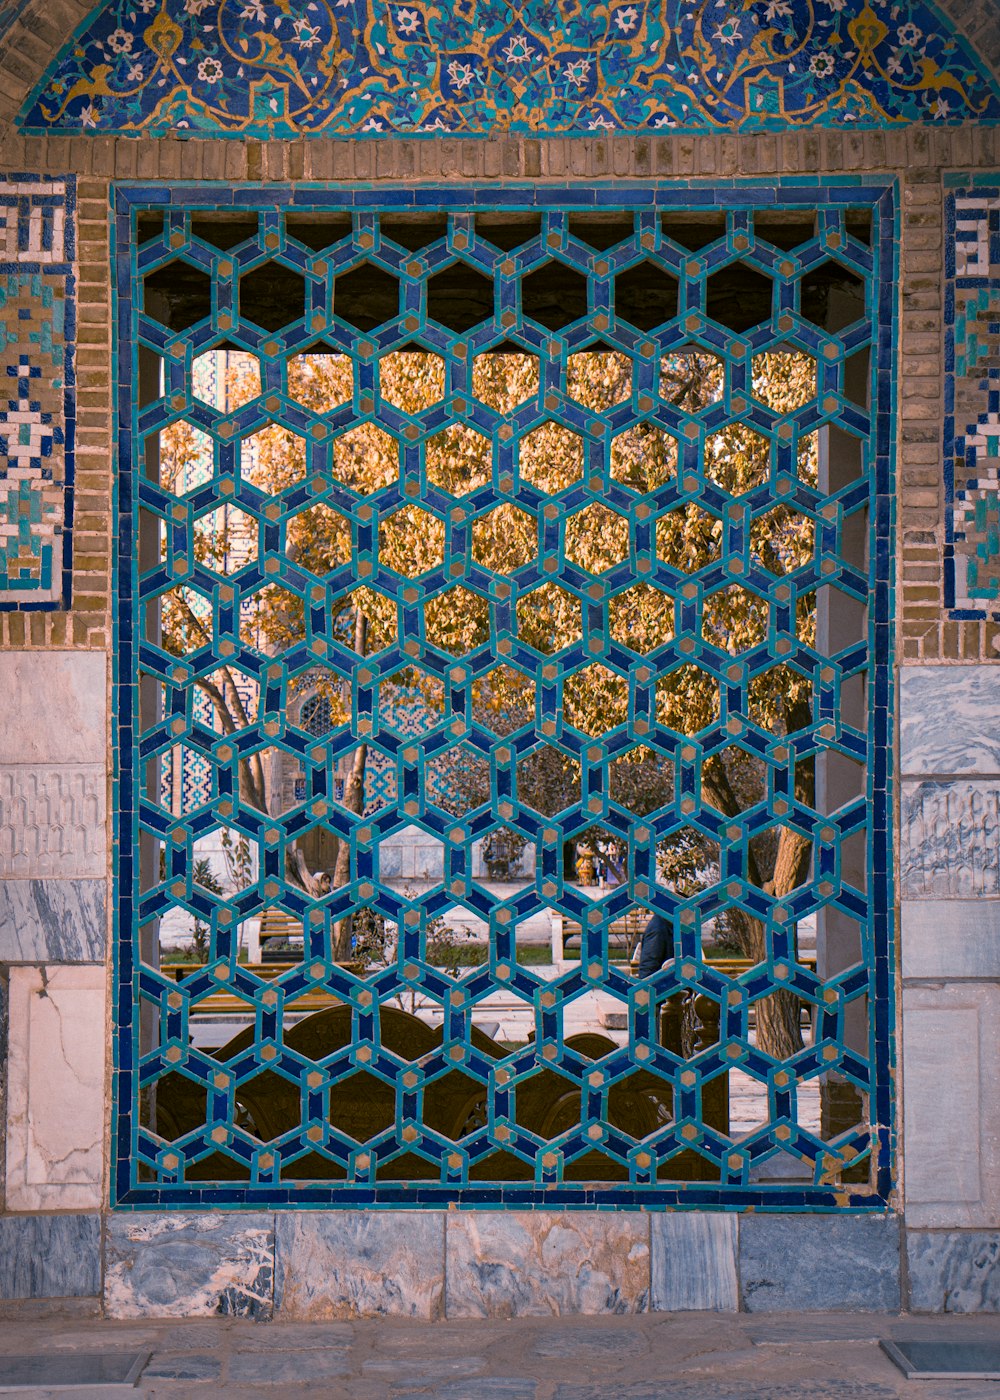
636, 911, 672, 977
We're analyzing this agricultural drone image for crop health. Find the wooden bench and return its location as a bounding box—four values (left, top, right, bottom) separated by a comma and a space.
244, 909, 305, 963
551, 910, 648, 962
160, 961, 354, 1018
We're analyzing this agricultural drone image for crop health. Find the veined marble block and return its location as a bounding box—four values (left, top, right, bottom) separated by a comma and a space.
0, 878, 105, 961
901, 780, 1000, 898
274, 1212, 444, 1319
445, 1212, 650, 1317
900, 667, 1000, 775
739, 1214, 900, 1311
907, 1230, 1000, 1312
105, 1214, 274, 1319
0, 1213, 100, 1299
902, 900, 1000, 979
5, 963, 105, 1210
651, 1213, 738, 1311
903, 984, 1000, 1228
0, 652, 105, 763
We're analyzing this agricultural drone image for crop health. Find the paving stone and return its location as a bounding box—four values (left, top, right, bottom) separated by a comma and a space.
142, 1353, 222, 1381
363, 1356, 489, 1380
550, 1385, 898, 1399
392, 1382, 536, 1400
746, 1316, 892, 1343
528, 1327, 646, 1358
227, 1349, 351, 1383
238, 1322, 356, 1349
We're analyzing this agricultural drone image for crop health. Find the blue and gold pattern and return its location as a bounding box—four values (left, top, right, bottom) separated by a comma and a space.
113, 180, 895, 1208
22, 0, 1000, 137
0, 176, 75, 610
945, 177, 1000, 618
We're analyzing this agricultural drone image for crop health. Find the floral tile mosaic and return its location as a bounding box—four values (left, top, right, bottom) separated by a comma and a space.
18, 0, 1000, 139
945, 177, 1000, 618
0, 176, 75, 610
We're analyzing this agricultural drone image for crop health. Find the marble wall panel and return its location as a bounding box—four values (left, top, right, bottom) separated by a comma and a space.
445, 1212, 650, 1317
0, 651, 107, 879
274, 1212, 444, 1319
907, 1230, 1000, 1313
4, 963, 105, 1210
900, 667, 1000, 775
0, 765, 106, 878
650, 1213, 739, 1312
900, 780, 1000, 897
901, 900, 1000, 979
0, 653, 105, 763
0, 1213, 100, 1299
105, 1214, 274, 1319
0, 878, 105, 961
903, 984, 1000, 1228
738, 1214, 900, 1311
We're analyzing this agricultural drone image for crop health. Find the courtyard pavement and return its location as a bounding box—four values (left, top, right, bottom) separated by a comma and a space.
3, 1306, 1000, 1399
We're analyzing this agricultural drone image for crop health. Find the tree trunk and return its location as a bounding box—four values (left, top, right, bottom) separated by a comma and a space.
332, 610, 369, 960
702, 727, 815, 1062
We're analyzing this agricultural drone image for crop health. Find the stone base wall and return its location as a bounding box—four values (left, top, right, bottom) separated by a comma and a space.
0, 1209, 905, 1317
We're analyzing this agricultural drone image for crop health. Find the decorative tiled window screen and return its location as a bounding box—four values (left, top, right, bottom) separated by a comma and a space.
113, 183, 895, 1208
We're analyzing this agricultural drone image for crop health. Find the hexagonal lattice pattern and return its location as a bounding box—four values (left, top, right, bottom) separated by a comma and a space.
115, 188, 893, 1209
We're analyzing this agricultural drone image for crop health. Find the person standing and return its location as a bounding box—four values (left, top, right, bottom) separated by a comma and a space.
636, 910, 672, 977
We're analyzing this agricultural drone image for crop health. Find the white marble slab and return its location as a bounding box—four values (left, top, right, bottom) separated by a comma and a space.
0, 878, 105, 961
0, 652, 106, 764
903, 984, 1000, 1228
651, 1213, 738, 1311
902, 900, 1000, 979
445, 1212, 650, 1317
901, 666, 1000, 775
5, 964, 106, 1210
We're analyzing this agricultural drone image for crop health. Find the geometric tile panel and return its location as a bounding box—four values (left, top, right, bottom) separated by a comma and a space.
945, 178, 1000, 617
19, 0, 1000, 139
113, 179, 896, 1210
0, 175, 75, 609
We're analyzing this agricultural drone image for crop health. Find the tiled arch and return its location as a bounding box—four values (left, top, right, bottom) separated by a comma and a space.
2, 0, 1000, 137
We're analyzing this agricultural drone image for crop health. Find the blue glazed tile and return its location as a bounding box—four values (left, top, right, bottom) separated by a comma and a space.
15, 3, 1000, 139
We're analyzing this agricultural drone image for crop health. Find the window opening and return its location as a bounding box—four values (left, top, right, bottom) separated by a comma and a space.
116, 186, 894, 1207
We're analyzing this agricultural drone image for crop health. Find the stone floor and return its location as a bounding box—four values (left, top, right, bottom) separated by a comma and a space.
3, 1307, 1000, 1399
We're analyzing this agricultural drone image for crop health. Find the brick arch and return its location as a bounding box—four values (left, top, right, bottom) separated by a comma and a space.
2, 0, 1000, 136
